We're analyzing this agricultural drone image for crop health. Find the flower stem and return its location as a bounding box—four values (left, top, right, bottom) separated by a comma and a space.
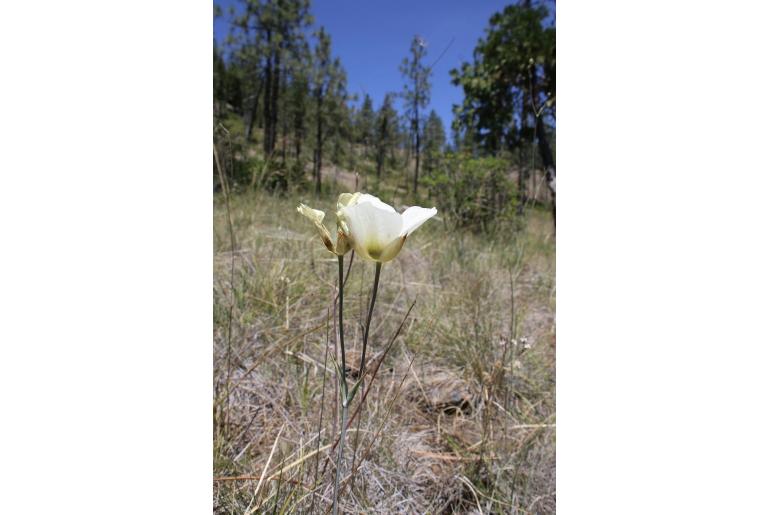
332, 399, 349, 515
333, 254, 349, 515
351, 262, 382, 470
338, 255, 347, 384
358, 262, 382, 381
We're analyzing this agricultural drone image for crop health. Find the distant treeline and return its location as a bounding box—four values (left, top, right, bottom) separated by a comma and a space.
214, 0, 555, 224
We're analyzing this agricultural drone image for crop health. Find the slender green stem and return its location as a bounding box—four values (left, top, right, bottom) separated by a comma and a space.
309, 310, 331, 515
332, 399, 349, 515
338, 255, 347, 384
358, 262, 382, 380
334, 258, 379, 513
351, 262, 382, 473
332, 254, 349, 515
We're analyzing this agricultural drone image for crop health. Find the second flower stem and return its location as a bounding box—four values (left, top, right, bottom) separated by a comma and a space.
358, 262, 382, 381
334, 259, 382, 513
351, 262, 382, 467
338, 255, 347, 385
333, 254, 348, 515
332, 397, 349, 515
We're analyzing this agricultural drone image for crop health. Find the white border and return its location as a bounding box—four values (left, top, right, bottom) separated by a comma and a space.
2, 0, 770, 512
559, 1, 770, 512
1, 1, 212, 513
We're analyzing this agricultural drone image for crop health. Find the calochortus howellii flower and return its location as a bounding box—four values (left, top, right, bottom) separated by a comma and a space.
298, 192, 437, 515
296, 193, 362, 256
337, 193, 437, 262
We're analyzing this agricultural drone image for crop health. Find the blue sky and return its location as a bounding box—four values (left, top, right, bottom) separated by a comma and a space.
214, 0, 517, 135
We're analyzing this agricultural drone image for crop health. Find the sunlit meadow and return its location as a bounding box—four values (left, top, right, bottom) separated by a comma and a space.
213, 185, 555, 513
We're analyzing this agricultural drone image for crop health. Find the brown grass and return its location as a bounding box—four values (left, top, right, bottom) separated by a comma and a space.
213, 187, 555, 514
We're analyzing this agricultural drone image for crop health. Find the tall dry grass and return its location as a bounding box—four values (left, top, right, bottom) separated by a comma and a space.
213, 188, 555, 513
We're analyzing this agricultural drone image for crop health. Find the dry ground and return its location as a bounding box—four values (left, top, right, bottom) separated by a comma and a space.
213, 187, 555, 514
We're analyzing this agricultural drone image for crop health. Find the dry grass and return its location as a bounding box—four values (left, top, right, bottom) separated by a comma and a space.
213, 188, 555, 514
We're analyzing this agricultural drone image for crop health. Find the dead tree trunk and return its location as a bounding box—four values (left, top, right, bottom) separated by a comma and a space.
530, 65, 556, 230
280, 68, 287, 164
262, 30, 273, 156
268, 50, 281, 156
535, 115, 556, 229
412, 77, 420, 197
314, 82, 323, 196
245, 79, 263, 142
517, 93, 528, 216
294, 128, 302, 160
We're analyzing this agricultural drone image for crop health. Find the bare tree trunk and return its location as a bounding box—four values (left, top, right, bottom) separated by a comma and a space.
535, 114, 556, 229
280, 67, 287, 164
294, 91, 304, 160
414, 121, 420, 196
521, 0, 555, 228
404, 134, 411, 168
376, 152, 383, 182
263, 31, 273, 156
314, 84, 323, 196
245, 96, 258, 142
534, 111, 555, 171
530, 66, 556, 230
413, 80, 420, 197
245, 79, 263, 142
517, 96, 528, 216
269, 50, 281, 156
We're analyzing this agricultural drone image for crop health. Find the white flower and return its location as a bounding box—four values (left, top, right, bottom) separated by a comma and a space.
337, 194, 437, 262
297, 193, 361, 256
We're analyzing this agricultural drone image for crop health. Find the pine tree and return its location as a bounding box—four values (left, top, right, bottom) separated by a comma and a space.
422, 110, 446, 175
311, 28, 348, 195
356, 94, 375, 159
229, 0, 311, 154
399, 35, 431, 196
288, 57, 310, 160
373, 93, 398, 182
450, 2, 555, 223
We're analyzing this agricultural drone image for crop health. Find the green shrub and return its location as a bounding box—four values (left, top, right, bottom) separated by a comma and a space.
423, 153, 519, 232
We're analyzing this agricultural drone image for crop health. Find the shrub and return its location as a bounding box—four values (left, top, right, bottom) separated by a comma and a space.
422, 153, 519, 232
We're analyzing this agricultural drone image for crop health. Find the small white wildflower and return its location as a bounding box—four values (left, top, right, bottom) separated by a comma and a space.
337, 193, 437, 263
297, 193, 361, 256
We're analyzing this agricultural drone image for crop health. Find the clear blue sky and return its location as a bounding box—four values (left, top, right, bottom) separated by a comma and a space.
214, 0, 518, 135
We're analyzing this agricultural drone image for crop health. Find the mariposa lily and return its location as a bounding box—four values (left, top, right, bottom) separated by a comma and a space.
298, 192, 436, 515
337, 193, 437, 262
296, 193, 362, 256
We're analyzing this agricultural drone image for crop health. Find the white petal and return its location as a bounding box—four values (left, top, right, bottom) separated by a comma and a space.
399, 206, 437, 236
378, 235, 407, 262
335, 192, 361, 236
336, 192, 361, 212
356, 194, 398, 214
297, 203, 326, 224
297, 203, 334, 253
341, 199, 404, 261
